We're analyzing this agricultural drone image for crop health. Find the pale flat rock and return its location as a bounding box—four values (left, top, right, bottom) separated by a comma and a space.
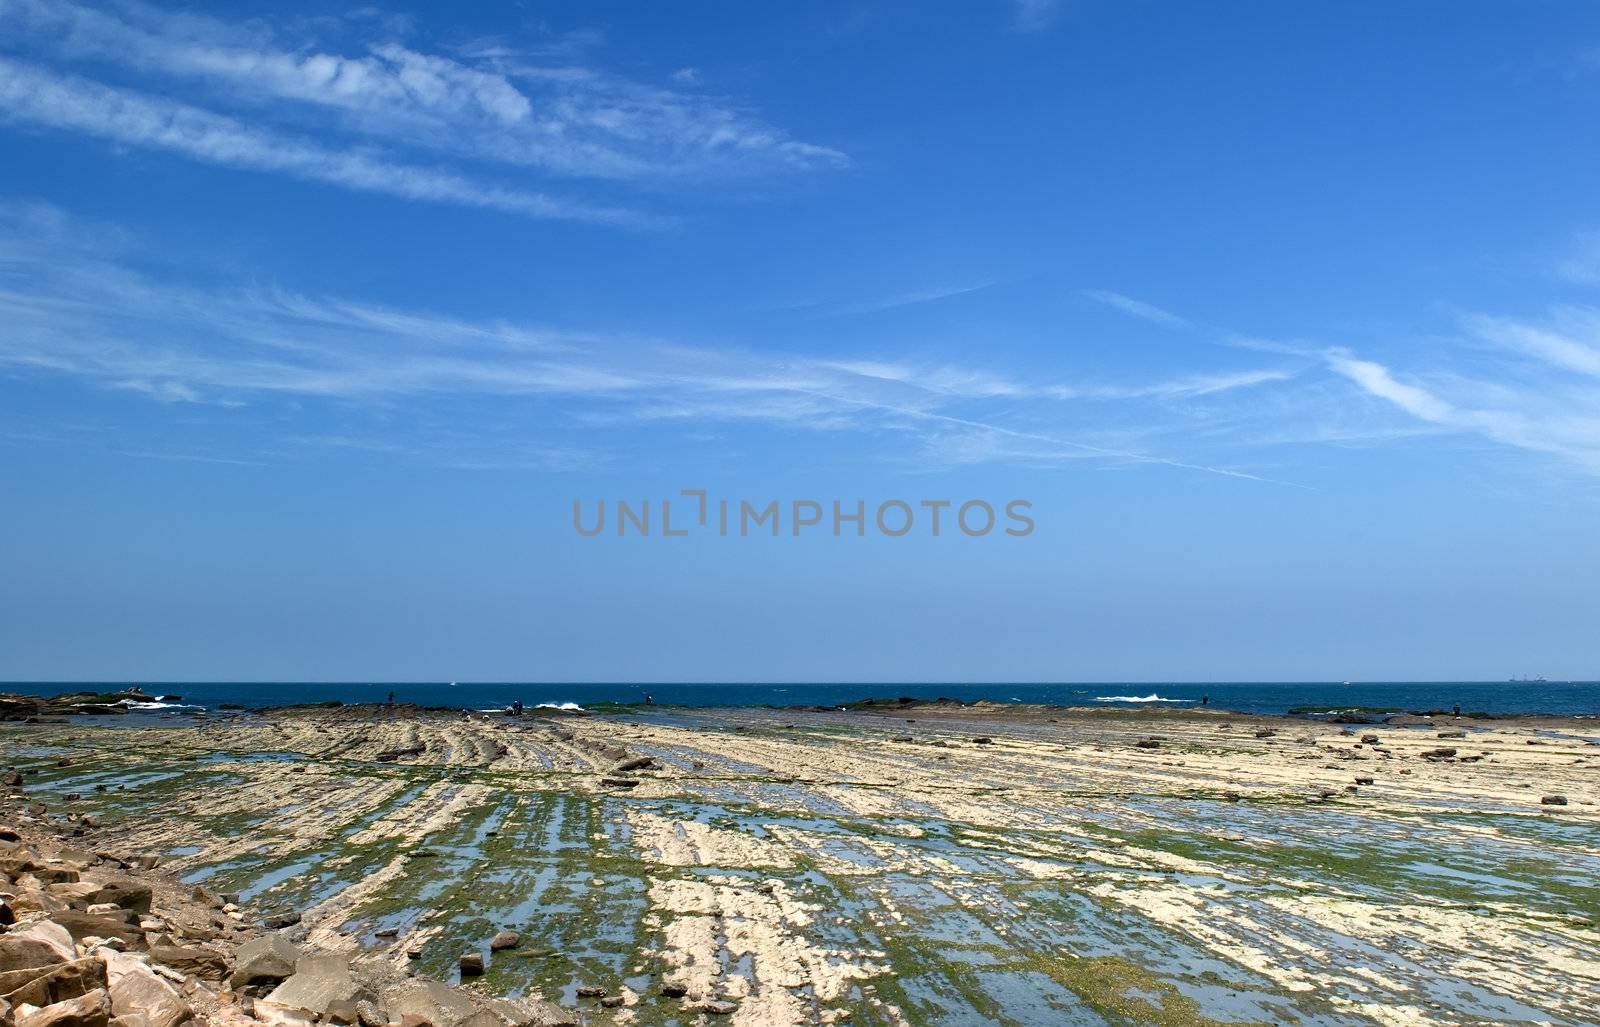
379, 979, 479, 1027
230, 932, 300, 987
266, 953, 366, 1014
0, 921, 76, 974
15, 987, 112, 1027
99, 951, 190, 1027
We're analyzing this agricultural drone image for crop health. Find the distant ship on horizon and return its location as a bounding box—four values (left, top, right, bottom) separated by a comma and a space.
1508, 674, 1548, 683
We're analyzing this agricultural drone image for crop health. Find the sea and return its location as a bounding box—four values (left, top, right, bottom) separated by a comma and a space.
3, 681, 1599, 718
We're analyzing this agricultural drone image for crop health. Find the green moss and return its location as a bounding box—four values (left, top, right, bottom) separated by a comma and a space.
1037, 954, 1273, 1027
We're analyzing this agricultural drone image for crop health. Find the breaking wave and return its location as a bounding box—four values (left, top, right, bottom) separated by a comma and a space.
1095, 694, 1194, 704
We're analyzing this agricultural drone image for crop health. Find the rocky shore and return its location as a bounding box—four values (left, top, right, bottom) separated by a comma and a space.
1, 696, 1597, 1025
0, 811, 572, 1027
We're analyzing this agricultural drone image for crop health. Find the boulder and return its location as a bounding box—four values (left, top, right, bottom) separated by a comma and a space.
1541, 794, 1568, 806
51, 913, 142, 948
1, 921, 76, 974
480, 993, 572, 1027
250, 999, 317, 1027
379, 979, 481, 1027
458, 952, 483, 976
232, 933, 301, 988
100, 950, 191, 1027
266, 954, 367, 1015
489, 931, 519, 951
0, 956, 107, 1008
146, 943, 229, 979
15, 988, 112, 1027
46, 882, 102, 904
88, 882, 151, 916
260, 911, 303, 930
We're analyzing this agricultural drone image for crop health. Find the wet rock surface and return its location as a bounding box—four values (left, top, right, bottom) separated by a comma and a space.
1, 700, 1598, 1025
0, 813, 574, 1025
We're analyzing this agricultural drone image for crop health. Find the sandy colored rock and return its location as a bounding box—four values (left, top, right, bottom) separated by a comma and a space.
99, 951, 190, 1027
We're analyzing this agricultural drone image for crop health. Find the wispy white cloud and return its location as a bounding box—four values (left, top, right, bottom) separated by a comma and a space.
1091, 286, 1600, 477
820, 282, 997, 316
0, 202, 1301, 484
760, 281, 996, 318
0, 0, 847, 183
1080, 289, 1192, 329
1324, 350, 1455, 422
1466, 308, 1600, 379
1326, 345, 1600, 473
818, 359, 1295, 402
0, 58, 654, 226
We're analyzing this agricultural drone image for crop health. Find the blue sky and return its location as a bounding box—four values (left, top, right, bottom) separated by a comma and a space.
2, 0, 1598, 682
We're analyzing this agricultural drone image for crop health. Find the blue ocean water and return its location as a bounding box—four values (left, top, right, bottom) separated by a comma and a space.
4, 680, 1599, 716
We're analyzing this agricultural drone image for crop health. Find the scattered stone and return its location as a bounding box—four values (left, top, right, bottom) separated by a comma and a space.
231, 934, 301, 988
147, 942, 229, 979
489, 930, 519, 951
1541, 795, 1568, 806
87, 880, 151, 915
267, 954, 369, 1014
575, 985, 607, 998
1360, 734, 1380, 744
1355, 776, 1374, 785
15, 987, 112, 1027
102, 949, 192, 1027
458, 953, 483, 976
660, 981, 688, 998
260, 911, 303, 929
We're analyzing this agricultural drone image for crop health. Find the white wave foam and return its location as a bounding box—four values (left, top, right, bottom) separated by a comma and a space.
1095, 694, 1194, 704
537, 702, 584, 711
121, 700, 202, 710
